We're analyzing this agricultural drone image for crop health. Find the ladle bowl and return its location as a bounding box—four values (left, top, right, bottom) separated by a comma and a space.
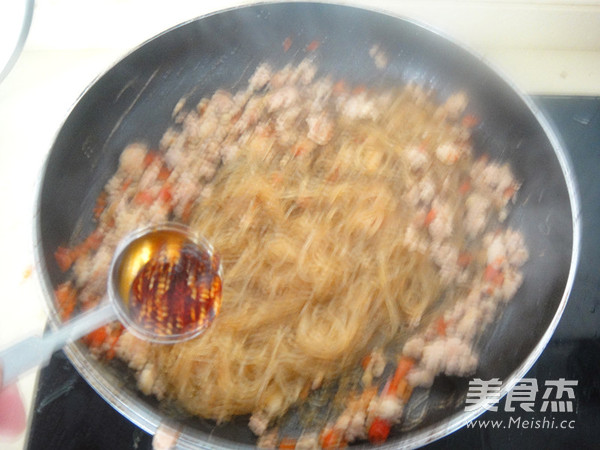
0, 223, 222, 388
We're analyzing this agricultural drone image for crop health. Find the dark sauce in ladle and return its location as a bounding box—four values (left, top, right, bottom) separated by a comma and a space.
111, 225, 222, 342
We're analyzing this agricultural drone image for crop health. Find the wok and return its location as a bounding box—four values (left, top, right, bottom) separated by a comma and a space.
35, 2, 580, 448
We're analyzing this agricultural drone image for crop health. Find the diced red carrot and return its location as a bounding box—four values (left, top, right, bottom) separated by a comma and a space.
484, 264, 504, 286
424, 208, 437, 227
104, 328, 123, 361
306, 40, 320, 51
503, 185, 517, 199
368, 417, 391, 444
283, 36, 292, 52
105, 344, 117, 360
55, 229, 104, 272
121, 178, 132, 192
143, 150, 160, 167
361, 354, 372, 370
80, 229, 103, 253
320, 428, 346, 449
84, 327, 108, 349
459, 179, 471, 195
158, 184, 173, 204
54, 246, 75, 272
134, 190, 155, 205
279, 437, 297, 449
157, 166, 171, 181
388, 356, 415, 395
484, 264, 497, 281
293, 142, 307, 157
435, 317, 447, 336
181, 200, 195, 222
55, 282, 77, 320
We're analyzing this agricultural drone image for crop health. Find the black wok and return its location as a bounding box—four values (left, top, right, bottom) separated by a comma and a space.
35, 2, 579, 448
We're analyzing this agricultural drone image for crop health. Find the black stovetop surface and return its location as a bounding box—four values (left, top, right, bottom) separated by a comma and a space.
26, 96, 600, 449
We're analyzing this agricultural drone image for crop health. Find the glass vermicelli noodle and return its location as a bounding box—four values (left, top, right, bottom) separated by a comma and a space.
53, 57, 528, 447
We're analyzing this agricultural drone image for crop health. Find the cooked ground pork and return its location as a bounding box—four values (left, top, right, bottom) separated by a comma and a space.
55, 58, 527, 448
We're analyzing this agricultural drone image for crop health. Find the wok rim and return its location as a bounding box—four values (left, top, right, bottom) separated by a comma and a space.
32, 2, 582, 448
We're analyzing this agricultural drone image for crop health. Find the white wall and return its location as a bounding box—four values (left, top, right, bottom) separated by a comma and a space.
22, 0, 600, 94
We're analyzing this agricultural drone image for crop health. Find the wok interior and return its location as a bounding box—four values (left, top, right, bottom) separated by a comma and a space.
36, 3, 574, 447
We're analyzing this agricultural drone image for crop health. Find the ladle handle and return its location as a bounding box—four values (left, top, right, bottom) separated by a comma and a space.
0, 301, 116, 388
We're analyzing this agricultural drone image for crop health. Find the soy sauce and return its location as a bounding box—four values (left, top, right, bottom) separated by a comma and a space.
115, 227, 222, 339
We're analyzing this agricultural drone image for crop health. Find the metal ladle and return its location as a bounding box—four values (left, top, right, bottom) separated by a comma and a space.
0, 223, 222, 388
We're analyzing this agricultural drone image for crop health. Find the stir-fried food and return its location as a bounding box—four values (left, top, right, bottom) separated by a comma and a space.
54, 58, 527, 447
